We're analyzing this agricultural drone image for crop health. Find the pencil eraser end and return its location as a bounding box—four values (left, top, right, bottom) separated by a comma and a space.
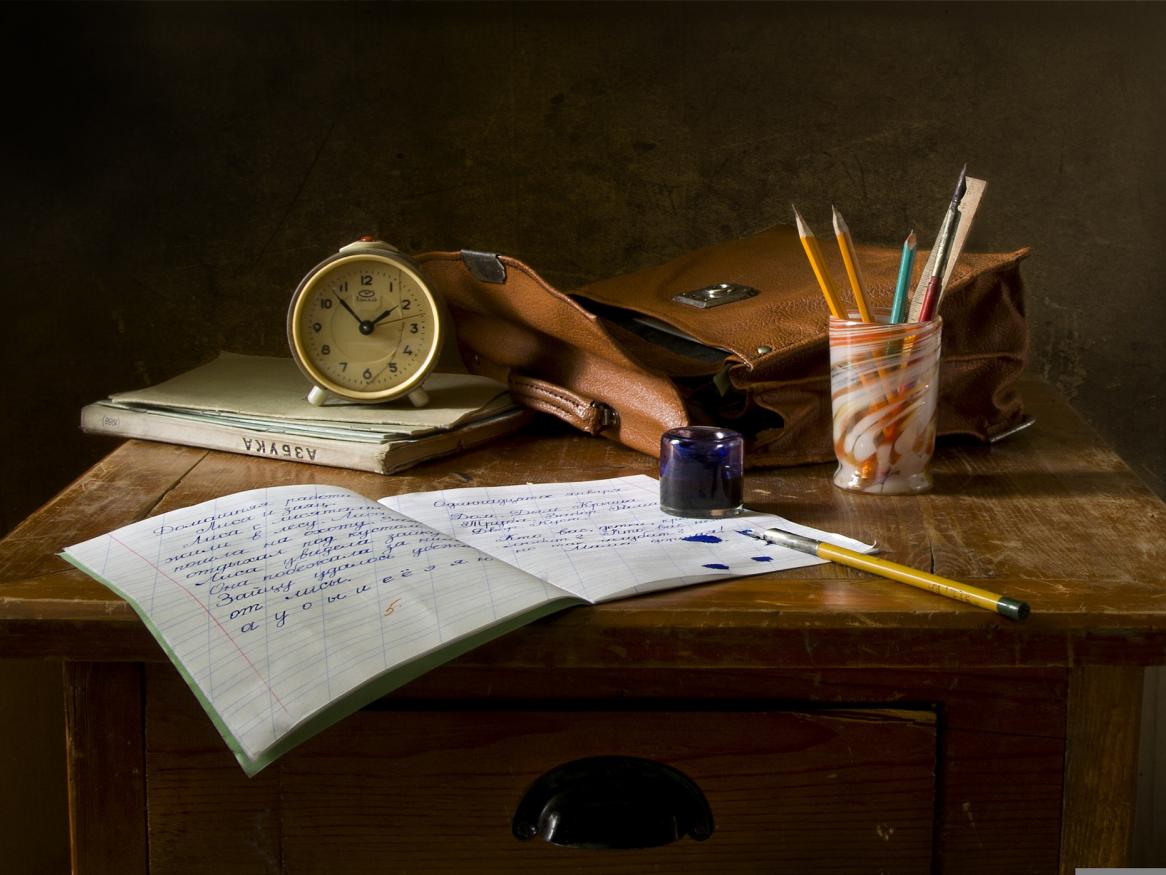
997, 597, 1030, 622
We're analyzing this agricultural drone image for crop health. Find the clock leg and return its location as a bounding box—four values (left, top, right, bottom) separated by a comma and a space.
407, 387, 430, 408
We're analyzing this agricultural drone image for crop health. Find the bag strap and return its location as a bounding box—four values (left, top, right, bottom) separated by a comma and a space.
416, 249, 691, 457
508, 374, 619, 435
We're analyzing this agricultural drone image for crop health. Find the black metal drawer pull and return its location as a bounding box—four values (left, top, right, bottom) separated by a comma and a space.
512, 755, 714, 849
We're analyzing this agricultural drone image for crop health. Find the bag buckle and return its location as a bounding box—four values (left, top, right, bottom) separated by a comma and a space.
672, 282, 758, 309
590, 401, 619, 431
461, 250, 507, 284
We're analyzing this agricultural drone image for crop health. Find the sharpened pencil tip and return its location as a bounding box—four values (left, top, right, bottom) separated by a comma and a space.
906, 229, 916, 247
792, 205, 810, 237
831, 205, 846, 235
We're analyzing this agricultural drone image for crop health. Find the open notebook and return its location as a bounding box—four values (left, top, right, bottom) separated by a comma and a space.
62, 474, 872, 775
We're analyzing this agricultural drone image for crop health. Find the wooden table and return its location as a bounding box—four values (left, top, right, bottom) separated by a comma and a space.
2, 379, 1163, 874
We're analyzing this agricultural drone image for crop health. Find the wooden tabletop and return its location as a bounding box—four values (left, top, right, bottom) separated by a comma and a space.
2, 377, 1165, 669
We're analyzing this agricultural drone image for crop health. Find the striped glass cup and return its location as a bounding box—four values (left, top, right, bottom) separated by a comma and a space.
827, 311, 942, 494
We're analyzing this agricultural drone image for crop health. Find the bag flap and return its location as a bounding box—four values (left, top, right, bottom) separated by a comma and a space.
415, 251, 658, 375
572, 224, 1029, 373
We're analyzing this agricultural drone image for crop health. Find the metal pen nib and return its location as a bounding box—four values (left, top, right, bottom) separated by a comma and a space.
742, 527, 819, 555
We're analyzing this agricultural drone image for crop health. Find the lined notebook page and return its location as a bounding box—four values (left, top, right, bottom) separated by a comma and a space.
381, 474, 874, 602
63, 475, 873, 774
62, 485, 567, 773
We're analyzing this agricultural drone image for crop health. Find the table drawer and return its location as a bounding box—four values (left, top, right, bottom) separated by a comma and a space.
145, 671, 937, 873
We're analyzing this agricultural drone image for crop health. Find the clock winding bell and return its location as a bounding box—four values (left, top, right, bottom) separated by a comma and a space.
287, 238, 444, 408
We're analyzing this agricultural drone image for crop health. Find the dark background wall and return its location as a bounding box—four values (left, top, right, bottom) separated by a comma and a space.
1, 1, 1164, 869
1, 1, 1164, 540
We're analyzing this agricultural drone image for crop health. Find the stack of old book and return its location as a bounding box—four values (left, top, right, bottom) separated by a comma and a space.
81, 352, 532, 474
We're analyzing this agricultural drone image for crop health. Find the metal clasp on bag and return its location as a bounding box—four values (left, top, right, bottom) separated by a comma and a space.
672, 282, 758, 309
591, 401, 619, 431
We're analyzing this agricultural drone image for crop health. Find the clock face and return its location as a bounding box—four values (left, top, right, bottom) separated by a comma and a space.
289, 253, 441, 401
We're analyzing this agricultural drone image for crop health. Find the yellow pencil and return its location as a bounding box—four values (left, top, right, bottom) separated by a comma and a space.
831, 205, 873, 322
793, 205, 845, 319
744, 527, 1030, 621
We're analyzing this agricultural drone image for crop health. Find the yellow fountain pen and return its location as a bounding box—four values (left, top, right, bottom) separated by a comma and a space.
744, 527, 1030, 621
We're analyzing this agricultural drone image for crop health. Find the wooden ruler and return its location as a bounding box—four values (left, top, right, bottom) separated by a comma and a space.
908, 176, 988, 323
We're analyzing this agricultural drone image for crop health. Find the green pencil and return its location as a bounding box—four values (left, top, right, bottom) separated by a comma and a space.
889, 229, 917, 324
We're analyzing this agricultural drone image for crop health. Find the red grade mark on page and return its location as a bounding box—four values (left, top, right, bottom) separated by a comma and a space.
384, 597, 402, 616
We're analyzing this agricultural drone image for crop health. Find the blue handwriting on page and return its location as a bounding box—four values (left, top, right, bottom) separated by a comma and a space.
64, 475, 873, 774
63, 486, 566, 767
381, 475, 873, 602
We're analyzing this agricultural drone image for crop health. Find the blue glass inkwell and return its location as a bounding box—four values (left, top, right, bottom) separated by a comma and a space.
659, 427, 744, 518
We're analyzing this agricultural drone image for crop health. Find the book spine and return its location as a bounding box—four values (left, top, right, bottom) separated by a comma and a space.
81, 405, 390, 474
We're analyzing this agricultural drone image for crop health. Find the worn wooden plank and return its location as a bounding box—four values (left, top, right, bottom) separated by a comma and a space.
145, 660, 1066, 873
144, 666, 936, 873
1134, 667, 1166, 864
144, 662, 283, 874
397, 664, 1068, 874
63, 662, 147, 875
1060, 665, 1144, 872
287, 710, 934, 872
6, 586, 1165, 666
0, 441, 207, 582
3, 380, 1166, 669
939, 727, 1065, 874
0, 378, 1163, 873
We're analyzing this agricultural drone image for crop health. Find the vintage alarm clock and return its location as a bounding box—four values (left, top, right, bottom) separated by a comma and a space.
287, 237, 443, 407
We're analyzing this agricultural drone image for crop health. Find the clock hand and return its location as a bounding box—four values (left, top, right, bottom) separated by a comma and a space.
336, 295, 390, 336
370, 305, 398, 325
350, 306, 400, 336
336, 295, 363, 324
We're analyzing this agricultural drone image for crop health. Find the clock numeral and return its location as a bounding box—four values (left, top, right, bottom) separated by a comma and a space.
321, 344, 331, 356
339, 362, 348, 371
401, 298, 412, 311
312, 322, 322, 332
362, 368, 373, 381
339, 281, 348, 293
361, 274, 373, 286
409, 323, 419, 333
321, 298, 332, 309
403, 344, 413, 355
388, 361, 398, 374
